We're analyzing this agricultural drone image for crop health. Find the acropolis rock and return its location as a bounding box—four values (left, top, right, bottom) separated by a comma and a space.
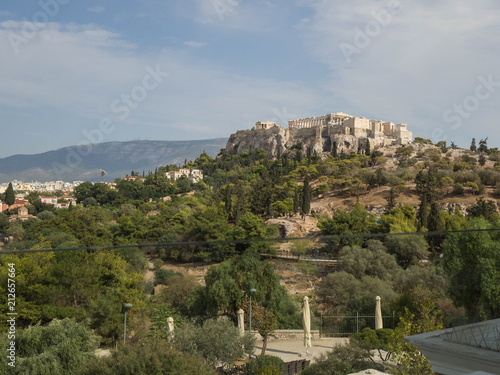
225, 112, 413, 158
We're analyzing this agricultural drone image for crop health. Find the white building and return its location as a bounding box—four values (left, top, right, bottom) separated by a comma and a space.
166, 169, 203, 183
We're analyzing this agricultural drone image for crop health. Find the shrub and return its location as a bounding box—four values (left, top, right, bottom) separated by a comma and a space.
77, 339, 215, 375
155, 269, 180, 285
453, 183, 464, 195
300, 343, 382, 375
313, 183, 329, 196
173, 319, 255, 368
152, 258, 163, 270
0, 318, 100, 375
245, 355, 285, 375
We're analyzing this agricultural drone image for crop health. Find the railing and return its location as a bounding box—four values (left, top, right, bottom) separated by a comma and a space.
262, 251, 339, 264
283, 359, 310, 375
320, 313, 396, 337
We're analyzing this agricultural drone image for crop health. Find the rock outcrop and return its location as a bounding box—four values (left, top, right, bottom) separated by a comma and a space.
225, 125, 371, 158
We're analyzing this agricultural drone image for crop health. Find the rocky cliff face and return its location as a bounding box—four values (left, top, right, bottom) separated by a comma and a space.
224, 126, 368, 157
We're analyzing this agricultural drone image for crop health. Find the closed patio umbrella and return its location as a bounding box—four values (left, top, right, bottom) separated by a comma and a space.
237, 308, 245, 335
303, 296, 312, 353
375, 296, 383, 330
167, 317, 174, 339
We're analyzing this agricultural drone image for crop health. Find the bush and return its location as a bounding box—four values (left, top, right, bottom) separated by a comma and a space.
173, 319, 255, 368
156, 274, 198, 308
155, 269, 180, 285
453, 183, 464, 195
300, 343, 382, 375
152, 258, 163, 270
114, 247, 148, 273
141, 281, 154, 295
77, 339, 215, 375
0, 318, 100, 375
245, 355, 285, 375
313, 183, 329, 196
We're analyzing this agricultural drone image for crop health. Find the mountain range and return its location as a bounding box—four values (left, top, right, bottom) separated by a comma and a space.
0, 139, 227, 183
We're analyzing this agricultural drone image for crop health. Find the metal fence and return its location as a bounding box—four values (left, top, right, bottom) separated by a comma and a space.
320, 313, 397, 337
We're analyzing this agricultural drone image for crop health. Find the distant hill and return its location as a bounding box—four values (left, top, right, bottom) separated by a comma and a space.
0, 139, 227, 183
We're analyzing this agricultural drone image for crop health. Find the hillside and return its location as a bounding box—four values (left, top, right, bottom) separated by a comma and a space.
0, 139, 227, 183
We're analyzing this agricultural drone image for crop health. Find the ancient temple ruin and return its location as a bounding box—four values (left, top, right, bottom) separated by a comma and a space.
227, 112, 413, 158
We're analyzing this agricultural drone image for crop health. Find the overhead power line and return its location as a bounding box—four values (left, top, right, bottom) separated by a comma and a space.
1, 228, 499, 255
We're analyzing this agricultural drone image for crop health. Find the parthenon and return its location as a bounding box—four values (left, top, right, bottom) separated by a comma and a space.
286, 112, 413, 145
287, 112, 352, 128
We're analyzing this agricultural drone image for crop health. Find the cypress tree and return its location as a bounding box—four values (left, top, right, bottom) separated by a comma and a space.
470, 138, 477, 152
301, 175, 311, 216
365, 140, 371, 156
293, 187, 301, 214
5, 182, 15, 208
332, 142, 338, 158
385, 187, 396, 212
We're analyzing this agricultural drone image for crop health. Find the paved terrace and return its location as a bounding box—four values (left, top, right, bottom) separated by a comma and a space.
254, 337, 349, 363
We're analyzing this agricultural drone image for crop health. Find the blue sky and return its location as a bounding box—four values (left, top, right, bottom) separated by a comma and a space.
1, 0, 500, 157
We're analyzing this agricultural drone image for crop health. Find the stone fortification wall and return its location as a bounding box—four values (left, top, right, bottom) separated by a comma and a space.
225, 125, 370, 158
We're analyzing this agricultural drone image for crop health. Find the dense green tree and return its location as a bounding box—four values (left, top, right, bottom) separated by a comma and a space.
479, 137, 488, 153
389, 298, 442, 375
0, 212, 9, 231
0, 318, 100, 375
200, 250, 300, 329
442, 218, 500, 320
0, 246, 144, 342
318, 203, 377, 247
317, 271, 397, 315
385, 234, 428, 270
466, 197, 499, 221
338, 240, 402, 283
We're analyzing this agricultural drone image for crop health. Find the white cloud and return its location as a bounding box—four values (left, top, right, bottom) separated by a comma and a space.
300, 0, 500, 146
0, 20, 325, 149
184, 41, 207, 48
87, 6, 106, 13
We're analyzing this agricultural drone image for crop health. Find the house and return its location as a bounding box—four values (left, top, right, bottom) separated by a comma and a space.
38, 195, 75, 208
38, 196, 58, 205
0, 199, 30, 212
405, 318, 500, 374
166, 169, 203, 183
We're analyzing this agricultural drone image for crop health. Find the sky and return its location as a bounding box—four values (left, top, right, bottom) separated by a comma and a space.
1, 0, 500, 158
